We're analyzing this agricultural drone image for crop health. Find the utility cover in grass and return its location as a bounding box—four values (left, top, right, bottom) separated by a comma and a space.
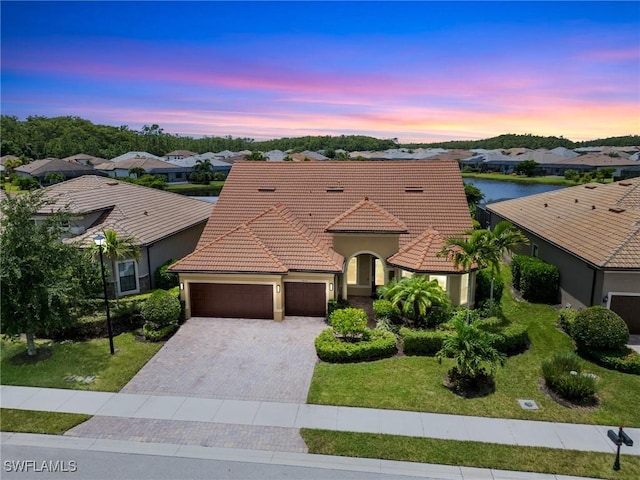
518, 399, 539, 410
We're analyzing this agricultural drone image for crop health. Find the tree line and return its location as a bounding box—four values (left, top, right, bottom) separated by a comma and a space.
1, 115, 637, 161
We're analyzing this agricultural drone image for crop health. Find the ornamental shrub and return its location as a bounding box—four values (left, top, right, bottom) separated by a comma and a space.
399, 328, 449, 356
477, 317, 529, 355
583, 347, 640, 375
511, 255, 534, 291
141, 290, 181, 327
327, 298, 351, 317
571, 306, 629, 351
142, 322, 178, 342
372, 299, 401, 323
558, 307, 578, 336
329, 307, 368, 341
154, 259, 179, 290
314, 328, 397, 362
542, 352, 598, 402
518, 257, 560, 304
474, 268, 504, 306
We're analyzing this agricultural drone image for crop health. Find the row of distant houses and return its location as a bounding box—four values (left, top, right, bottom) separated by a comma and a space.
2, 145, 639, 185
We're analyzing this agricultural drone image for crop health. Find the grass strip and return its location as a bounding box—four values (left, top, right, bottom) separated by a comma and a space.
302, 429, 640, 480
1, 409, 90, 435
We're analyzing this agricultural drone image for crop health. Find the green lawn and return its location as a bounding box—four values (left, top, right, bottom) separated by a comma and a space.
462, 172, 577, 185
308, 270, 640, 426
1, 332, 162, 392
165, 181, 224, 196
302, 430, 640, 480
0, 409, 90, 434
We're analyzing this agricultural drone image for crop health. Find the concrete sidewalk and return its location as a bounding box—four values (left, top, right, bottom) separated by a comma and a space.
2, 385, 638, 456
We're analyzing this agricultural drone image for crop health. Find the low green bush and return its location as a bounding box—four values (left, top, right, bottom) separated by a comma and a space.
154, 259, 179, 290
314, 328, 397, 363
475, 268, 504, 306
141, 290, 181, 327
511, 255, 535, 291
571, 306, 629, 351
490, 324, 529, 355
583, 347, 640, 375
423, 304, 452, 328
542, 352, 598, 403
372, 299, 401, 323
142, 322, 178, 342
558, 307, 578, 335
399, 328, 449, 356
329, 307, 368, 341
327, 298, 351, 317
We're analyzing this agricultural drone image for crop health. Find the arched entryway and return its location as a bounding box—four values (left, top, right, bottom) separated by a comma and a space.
342, 251, 389, 299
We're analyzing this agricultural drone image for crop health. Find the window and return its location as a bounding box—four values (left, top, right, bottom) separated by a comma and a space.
429, 275, 447, 290
374, 259, 385, 286
532, 244, 539, 258
117, 260, 138, 294
401, 270, 413, 278
460, 273, 469, 305
347, 257, 358, 285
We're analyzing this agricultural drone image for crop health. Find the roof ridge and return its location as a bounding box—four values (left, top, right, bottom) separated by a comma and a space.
601, 221, 640, 267
325, 197, 407, 231
615, 181, 640, 210
240, 224, 289, 272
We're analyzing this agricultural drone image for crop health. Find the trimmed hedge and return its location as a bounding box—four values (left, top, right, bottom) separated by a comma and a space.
512, 255, 559, 304
542, 352, 598, 403
327, 298, 351, 317
329, 308, 367, 340
583, 347, 640, 375
154, 259, 179, 290
314, 328, 397, 363
399, 328, 449, 356
558, 307, 578, 335
571, 306, 629, 351
491, 323, 529, 355
142, 322, 178, 342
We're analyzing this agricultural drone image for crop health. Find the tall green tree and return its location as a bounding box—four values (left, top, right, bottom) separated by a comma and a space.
0, 192, 90, 355
437, 229, 490, 322
96, 229, 140, 306
379, 275, 450, 327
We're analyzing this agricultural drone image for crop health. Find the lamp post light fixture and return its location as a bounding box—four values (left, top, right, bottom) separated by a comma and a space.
93, 233, 115, 355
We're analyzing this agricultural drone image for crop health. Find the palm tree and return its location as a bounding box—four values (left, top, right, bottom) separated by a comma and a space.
437, 229, 491, 322
381, 275, 449, 327
437, 314, 505, 391
484, 221, 529, 315
97, 229, 140, 305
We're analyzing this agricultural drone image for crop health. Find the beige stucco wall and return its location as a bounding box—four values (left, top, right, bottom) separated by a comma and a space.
179, 271, 336, 320
390, 268, 474, 308
601, 271, 640, 302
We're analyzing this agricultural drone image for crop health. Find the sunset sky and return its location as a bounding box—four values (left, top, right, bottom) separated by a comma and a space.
2, 1, 639, 143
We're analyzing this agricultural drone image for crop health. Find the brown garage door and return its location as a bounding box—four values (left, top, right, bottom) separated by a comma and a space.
285, 282, 326, 317
190, 283, 273, 319
610, 295, 640, 334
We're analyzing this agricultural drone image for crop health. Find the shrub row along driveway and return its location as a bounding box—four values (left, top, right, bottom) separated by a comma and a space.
122, 316, 327, 402
67, 316, 327, 452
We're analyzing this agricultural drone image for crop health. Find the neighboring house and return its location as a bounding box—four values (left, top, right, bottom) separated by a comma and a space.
61, 153, 109, 166
96, 157, 191, 183
486, 180, 640, 333
170, 160, 475, 320
110, 151, 162, 163
39, 176, 214, 297
166, 152, 232, 175
163, 150, 198, 161
460, 150, 521, 173
14, 158, 98, 183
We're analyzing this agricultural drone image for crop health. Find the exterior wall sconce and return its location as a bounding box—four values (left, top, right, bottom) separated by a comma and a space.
329, 283, 334, 291
180, 282, 184, 290
276, 284, 280, 293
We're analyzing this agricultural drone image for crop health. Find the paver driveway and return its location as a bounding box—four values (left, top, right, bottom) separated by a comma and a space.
120, 316, 327, 403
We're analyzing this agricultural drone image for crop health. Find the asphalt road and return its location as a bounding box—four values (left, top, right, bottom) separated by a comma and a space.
0, 445, 436, 480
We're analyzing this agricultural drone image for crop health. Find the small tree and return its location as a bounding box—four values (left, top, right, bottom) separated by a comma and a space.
96, 229, 140, 306
380, 275, 450, 328
0, 191, 89, 355
515, 160, 538, 177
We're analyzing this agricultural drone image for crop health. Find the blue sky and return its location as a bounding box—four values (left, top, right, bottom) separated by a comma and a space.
2, 1, 639, 142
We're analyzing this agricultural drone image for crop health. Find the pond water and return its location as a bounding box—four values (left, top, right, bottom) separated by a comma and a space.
464, 178, 566, 204
189, 196, 218, 203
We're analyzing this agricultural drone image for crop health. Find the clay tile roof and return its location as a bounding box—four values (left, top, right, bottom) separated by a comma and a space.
325, 197, 408, 233
487, 180, 640, 269
40, 175, 214, 247
387, 229, 469, 273
171, 204, 343, 273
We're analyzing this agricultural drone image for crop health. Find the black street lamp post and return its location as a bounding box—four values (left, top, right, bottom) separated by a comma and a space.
94, 233, 115, 355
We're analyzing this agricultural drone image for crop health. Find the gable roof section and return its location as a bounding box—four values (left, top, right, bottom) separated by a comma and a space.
15, 158, 96, 176
197, 160, 472, 251
326, 197, 408, 233
172, 204, 343, 273
487, 180, 640, 269
387, 229, 470, 273
41, 175, 214, 246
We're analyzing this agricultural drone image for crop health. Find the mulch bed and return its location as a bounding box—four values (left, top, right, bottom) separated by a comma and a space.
9, 347, 53, 365
538, 377, 599, 411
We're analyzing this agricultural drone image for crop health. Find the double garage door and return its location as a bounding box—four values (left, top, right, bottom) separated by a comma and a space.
189, 282, 326, 319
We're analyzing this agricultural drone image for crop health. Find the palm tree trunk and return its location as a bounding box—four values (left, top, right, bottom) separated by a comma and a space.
489, 274, 495, 316
112, 259, 120, 307
26, 332, 37, 356
466, 274, 473, 323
